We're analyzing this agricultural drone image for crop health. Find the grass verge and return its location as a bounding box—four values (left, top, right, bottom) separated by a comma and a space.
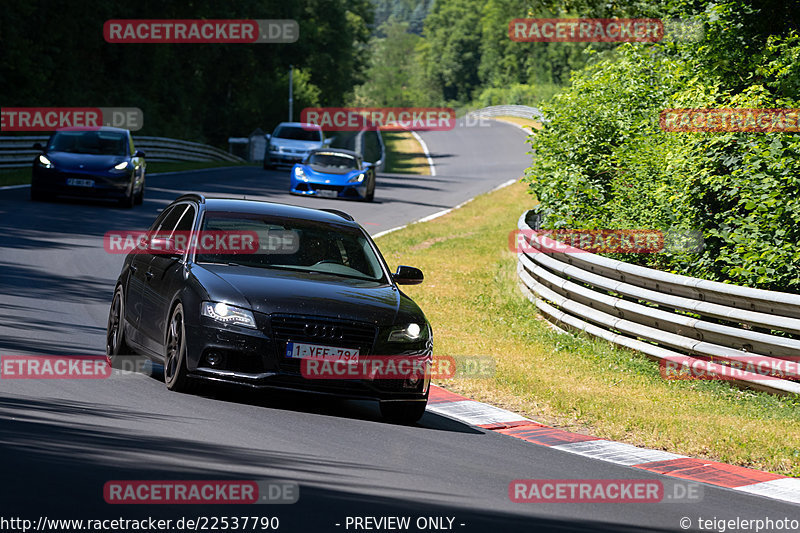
376, 181, 800, 476
0, 168, 32, 187
492, 115, 542, 131
0, 161, 254, 188
382, 131, 430, 174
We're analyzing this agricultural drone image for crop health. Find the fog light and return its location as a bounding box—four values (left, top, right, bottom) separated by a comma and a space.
206, 352, 224, 367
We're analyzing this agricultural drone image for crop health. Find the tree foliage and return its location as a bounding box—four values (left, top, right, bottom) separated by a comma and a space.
0, 0, 372, 146
525, 0, 800, 291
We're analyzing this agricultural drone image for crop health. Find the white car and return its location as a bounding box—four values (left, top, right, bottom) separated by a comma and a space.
263, 122, 330, 169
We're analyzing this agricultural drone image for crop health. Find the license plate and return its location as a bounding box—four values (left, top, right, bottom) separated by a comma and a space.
66, 178, 94, 188
285, 342, 359, 362
317, 189, 337, 198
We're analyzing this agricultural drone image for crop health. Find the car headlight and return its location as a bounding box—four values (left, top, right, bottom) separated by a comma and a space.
113, 161, 130, 171
388, 323, 426, 342
294, 167, 307, 181
270, 144, 278, 152
201, 302, 257, 329
348, 173, 366, 183
38, 154, 53, 168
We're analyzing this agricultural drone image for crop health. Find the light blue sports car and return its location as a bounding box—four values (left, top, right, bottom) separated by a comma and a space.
290, 149, 376, 202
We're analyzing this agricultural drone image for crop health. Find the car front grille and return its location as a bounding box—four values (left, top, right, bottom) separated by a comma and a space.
271, 315, 376, 346
271, 315, 377, 374
311, 184, 343, 192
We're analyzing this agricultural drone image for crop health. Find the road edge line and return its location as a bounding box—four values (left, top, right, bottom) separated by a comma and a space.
411, 131, 436, 177
372, 178, 517, 239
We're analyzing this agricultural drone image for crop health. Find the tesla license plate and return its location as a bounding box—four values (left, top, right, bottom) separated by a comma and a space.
66, 178, 94, 187
285, 342, 359, 362
317, 190, 338, 198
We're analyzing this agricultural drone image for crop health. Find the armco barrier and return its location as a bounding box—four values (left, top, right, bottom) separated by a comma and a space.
0, 135, 244, 169
517, 210, 800, 395
466, 105, 546, 122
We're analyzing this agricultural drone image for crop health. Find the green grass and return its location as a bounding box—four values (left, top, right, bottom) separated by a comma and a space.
376, 181, 800, 476
382, 131, 430, 174
0, 168, 32, 187
0, 161, 254, 188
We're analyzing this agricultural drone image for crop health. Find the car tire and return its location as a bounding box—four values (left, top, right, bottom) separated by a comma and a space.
164, 303, 194, 392
379, 400, 427, 424
119, 185, 135, 208
263, 158, 274, 170
106, 286, 134, 363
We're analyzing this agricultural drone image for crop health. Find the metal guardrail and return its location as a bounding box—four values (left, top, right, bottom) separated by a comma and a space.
466, 105, 546, 122
0, 135, 244, 169
516, 210, 800, 395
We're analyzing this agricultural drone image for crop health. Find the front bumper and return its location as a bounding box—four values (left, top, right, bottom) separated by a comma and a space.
32, 166, 133, 198
184, 315, 431, 401
268, 151, 306, 165
290, 180, 367, 200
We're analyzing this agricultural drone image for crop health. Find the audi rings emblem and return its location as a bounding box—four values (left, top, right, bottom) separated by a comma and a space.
304, 323, 342, 339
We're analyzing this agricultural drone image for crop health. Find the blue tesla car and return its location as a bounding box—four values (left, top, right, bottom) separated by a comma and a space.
290, 149, 375, 202
31, 127, 146, 208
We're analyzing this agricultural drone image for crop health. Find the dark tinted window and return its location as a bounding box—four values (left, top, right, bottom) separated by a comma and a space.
273, 126, 322, 142
153, 205, 187, 236
308, 152, 359, 170
173, 206, 196, 234
197, 213, 384, 281
49, 131, 128, 156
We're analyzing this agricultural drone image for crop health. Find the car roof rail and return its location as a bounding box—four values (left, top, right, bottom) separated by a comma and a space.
175, 193, 206, 204
320, 208, 354, 221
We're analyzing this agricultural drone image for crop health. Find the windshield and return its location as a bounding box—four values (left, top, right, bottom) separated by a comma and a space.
307, 152, 358, 170
273, 126, 321, 141
196, 212, 385, 282
48, 131, 129, 156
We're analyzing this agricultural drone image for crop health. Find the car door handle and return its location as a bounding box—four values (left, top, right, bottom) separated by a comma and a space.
145, 270, 154, 280
129, 264, 137, 273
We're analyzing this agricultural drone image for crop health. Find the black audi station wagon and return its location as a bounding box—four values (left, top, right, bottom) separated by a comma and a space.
107, 194, 432, 423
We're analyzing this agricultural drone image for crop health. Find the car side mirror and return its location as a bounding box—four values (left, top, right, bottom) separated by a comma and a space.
33, 142, 43, 151
265, 134, 271, 141
134, 150, 145, 157
392, 265, 424, 285
148, 237, 184, 258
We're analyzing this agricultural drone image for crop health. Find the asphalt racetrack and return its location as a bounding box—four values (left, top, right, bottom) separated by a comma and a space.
1, 119, 796, 532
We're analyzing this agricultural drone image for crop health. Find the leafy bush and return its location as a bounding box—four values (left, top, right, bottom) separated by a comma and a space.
525, 4, 800, 292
